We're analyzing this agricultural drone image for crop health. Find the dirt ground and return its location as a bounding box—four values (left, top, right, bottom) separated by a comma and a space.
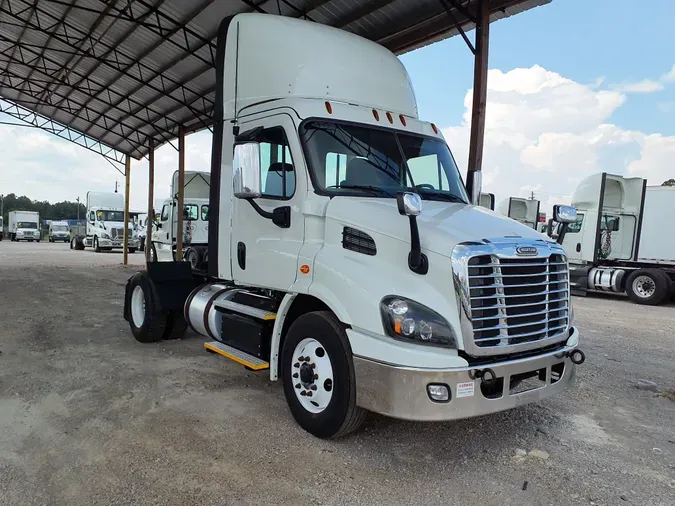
0, 241, 674, 506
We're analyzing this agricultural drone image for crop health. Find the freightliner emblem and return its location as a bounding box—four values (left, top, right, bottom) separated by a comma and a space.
516, 246, 538, 256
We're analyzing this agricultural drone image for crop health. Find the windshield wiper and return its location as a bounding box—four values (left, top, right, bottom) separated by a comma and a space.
415, 189, 467, 203
328, 184, 396, 197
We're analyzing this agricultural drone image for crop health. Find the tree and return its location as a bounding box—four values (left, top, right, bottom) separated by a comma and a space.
663, 179, 675, 187
1, 193, 86, 227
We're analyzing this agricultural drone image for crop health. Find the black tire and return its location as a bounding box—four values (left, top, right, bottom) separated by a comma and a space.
149, 243, 158, 262
186, 247, 202, 271
70, 237, 75, 249
163, 311, 188, 340
281, 311, 366, 439
127, 272, 167, 343
139, 237, 145, 252
625, 269, 670, 305
128, 248, 136, 254
75, 237, 85, 251
94, 237, 101, 253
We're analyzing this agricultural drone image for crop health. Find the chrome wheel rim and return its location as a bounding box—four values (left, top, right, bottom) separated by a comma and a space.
633, 275, 656, 298
130, 286, 146, 327
291, 338, 334, 414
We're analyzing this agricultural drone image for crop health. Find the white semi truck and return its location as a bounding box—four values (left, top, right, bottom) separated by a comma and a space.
123, 14, 583, 439
48, 220, 70, 242
551, 172, 675, 305
149, 171, 210, 271
497, 197, 541, 230
8, 210, 40, 242
71, 192, 139, 253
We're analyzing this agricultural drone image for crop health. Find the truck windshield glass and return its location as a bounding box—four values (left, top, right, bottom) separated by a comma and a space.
97, 211, 125, 221
52, 225, 68, 231
300, 120, 468, 202
17, 221, 38, 229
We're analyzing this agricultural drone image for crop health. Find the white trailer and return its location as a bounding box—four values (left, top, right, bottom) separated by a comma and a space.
71, 192, 139, 253
497, 197, 541, 230
48, 220, 70, 242
123, 13, 584, 439
553, 173, 675, 305
8, 210, 40, 242
149, 171, 210, 271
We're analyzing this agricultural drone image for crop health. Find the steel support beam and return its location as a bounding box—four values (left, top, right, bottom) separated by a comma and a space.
123, 155, 131, 266
175, 126, 186, 263
465, 0, 489, 197
146, 138, 155, 265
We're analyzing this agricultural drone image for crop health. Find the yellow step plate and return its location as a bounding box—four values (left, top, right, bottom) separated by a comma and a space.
204, 341, 269, 371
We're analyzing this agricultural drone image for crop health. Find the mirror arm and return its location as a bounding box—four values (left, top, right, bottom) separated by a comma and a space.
407, 216, 428, 275
246, 199, 291, 229
557, 222, 569, 245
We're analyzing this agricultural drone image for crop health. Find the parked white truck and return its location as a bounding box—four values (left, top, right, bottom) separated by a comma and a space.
497, 197, 541, 230
9, 210, 40, 242
0, 215, 3, 241
123, 14, 583, 439
551, 172, 675, 305
71, 192, 139, 253
149, 171, 210, 271
48, 220, 70, 242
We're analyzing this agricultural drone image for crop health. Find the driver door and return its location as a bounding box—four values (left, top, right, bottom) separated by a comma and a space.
230, 114, 305, 290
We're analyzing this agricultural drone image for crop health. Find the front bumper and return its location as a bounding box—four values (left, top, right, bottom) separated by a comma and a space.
353, 327, 579, 421
98, 237, 139, 248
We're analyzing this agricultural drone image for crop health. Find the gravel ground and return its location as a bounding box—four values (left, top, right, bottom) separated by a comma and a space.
0, 241, 674, 506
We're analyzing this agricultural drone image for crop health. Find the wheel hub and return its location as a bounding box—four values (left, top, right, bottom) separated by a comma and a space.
291, 338, 334, 414
299, 363, 314, 386
633, 275, 655, 298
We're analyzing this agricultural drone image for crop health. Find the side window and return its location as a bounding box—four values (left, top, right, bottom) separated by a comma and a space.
160, 205, 169, 221
184, 204, 198, 221
201, 205, 209, 221
257, 127, 295, 199
89, 211, 95, 222
566, 214, 584, 233
406, 154, 450, 190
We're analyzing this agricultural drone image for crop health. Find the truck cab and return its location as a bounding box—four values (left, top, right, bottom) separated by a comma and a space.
124, 13, 583, 439
75, 192, 139, 253
9, 211, 40, 242
497, 197, 541, 230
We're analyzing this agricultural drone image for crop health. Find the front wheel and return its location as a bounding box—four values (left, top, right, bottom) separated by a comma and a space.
281, 311, 366, 439
128, 248, 136, 254
625, 269, 671, 305
94, 237, 101, 253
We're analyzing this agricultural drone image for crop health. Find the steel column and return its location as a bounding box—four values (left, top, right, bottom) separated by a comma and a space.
175, 126, 186, 262
146, 138, 155, 265
465, 0, 490, 197
123, 155, 131, 265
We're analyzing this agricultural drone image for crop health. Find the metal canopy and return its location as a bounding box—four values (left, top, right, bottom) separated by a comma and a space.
0, 0, 549, 164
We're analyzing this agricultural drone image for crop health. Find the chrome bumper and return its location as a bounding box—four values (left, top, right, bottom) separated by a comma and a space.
353, 328, 579, 421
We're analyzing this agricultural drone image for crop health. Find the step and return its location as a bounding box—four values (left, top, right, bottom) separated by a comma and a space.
213, 300, 276, 321
204, 341, 270, 371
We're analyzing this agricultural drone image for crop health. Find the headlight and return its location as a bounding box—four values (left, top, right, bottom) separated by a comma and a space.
100, 232, 110, 239
380, 296, 457, 348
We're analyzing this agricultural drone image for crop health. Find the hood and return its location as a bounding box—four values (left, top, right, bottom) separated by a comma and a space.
325, 197, 550, 256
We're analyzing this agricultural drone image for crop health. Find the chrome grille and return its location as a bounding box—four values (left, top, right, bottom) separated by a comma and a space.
111, 228, 124, 239
469, 255, 568, 349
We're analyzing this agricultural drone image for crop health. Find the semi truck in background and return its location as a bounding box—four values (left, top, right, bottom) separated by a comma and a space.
149, 170, 210, 271
48, 220, 70, 242
71, 192, 139, 253
8, 211, 40, 242
0, 215, 3, 241
123, 14, 583, 439
497, 197, 541, 230
550, 173, 675, 305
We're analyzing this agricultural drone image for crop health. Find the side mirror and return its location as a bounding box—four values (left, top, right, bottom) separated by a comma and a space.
396, 192, 422, 216
553, 204, 577, 224
396, 192, 428, 275
470, 171, 483, 206
156, 222, 163, 229
233, 142, 262, 199
478, 192, 495, 210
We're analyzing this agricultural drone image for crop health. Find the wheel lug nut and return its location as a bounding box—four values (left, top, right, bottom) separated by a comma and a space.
306, 391, 313, 397
298, 356, 305, 361
293, 373, 298, 378
311, 385, 317, 391
300, 391, 307, 396
293, 362, 299, 368
310, 363, 316, 369
313, 374, 319, 380
295, 383, 301, 389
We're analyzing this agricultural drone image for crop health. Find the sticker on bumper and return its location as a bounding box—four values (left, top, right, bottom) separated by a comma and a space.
456, 381, 475, 398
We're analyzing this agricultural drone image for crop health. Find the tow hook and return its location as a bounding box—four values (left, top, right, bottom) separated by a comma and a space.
567, 349, 586, 365
470, 367, 497, 386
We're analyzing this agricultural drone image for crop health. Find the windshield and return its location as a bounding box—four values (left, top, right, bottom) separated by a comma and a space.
18, 221, 38, 229
52, 225, 69, 231
300, 120, 469, 203
97, 210, 124, 222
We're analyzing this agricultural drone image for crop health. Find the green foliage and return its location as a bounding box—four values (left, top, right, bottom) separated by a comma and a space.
662, 179, 675, 187
1, 193, 86, 224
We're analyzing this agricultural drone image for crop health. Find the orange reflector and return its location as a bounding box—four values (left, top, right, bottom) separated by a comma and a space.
372, 109, 380, 121
394, 319, 401, 334
386, 112, 393, 124
300, 264, 310, 274
325, 101, 333, 114
431, 123, 439, 134
399, 114, 407, 127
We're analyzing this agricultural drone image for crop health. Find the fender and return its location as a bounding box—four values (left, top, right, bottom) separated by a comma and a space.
269, 293, 297, 380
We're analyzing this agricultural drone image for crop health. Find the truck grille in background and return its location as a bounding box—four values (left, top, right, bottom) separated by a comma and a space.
111, 228, 124, 239
468, 254, 569, 350
342, 227, 376, 256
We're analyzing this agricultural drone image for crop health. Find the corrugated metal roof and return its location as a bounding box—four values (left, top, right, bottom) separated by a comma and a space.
0, 0, 551, 162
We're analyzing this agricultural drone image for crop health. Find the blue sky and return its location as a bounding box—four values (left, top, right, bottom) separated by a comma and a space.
402, 0, 675, 136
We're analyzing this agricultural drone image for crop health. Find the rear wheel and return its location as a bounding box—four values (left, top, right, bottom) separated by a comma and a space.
281, 311, 365, 439
626, 269, 671, 305
127, 272, 167, 343
186, 247, 202, 271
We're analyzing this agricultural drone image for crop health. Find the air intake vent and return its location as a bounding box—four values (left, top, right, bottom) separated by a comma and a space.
342, 227, 376, 256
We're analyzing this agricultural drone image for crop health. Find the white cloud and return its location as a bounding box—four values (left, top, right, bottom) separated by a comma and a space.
442, 65, 675, 217
662, 65, 675, 83
611, 79, 664, 93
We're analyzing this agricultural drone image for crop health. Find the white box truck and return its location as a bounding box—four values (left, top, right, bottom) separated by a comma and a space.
48, 220, 70, 242
123, 13, 583, 439
497, 197, 541, 230
71, 192, 139, 253
552, 172, 675, 305
9, 210, 40, 242
149, 171, 210, 271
